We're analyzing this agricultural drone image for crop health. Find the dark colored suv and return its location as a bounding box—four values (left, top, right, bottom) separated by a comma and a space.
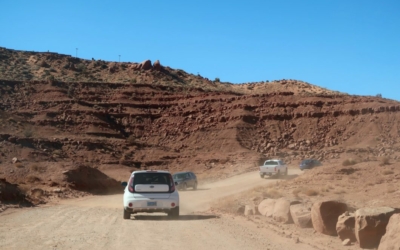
299, 159, 322, 170
172, 171, 197, 190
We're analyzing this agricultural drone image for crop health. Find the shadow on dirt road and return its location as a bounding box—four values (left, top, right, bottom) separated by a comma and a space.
263, 174, 299, 180
131, 214, 218, 221
179, 188, 210, 192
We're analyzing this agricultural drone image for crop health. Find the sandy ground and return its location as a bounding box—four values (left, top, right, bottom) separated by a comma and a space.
0, 169, 319, 250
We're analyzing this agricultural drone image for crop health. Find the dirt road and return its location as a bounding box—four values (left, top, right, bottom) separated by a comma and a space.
0, 169, 316, 250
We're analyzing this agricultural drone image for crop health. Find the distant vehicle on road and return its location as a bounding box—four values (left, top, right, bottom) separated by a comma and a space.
259, 159, 288, 178
121, 170, 179, 219
173, 171, 198, 190
299, 159, 322, 170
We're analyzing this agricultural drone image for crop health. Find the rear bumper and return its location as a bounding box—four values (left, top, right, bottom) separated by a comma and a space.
124, 206, 176, 213
259, 171, 277, 176
123, 194, 179, 213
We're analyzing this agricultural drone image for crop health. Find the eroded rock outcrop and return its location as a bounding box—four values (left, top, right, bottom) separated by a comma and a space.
272, 198, 300, 223
336, 211, 356, 242
258, 198, 276, 217
355, 207, 397, 249
378, 213, 400, 250
290, 203, 312, 228
311, 200, 347, 236
139, 59, 152, 70
153, 60, 161, 70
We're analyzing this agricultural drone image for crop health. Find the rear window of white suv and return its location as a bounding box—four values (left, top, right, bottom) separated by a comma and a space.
134, 173, 171, 185
127, 172, 175, 193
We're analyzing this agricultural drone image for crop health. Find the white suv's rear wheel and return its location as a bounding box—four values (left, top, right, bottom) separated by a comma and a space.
123, 209, 131, 220
168, 207, 180, 218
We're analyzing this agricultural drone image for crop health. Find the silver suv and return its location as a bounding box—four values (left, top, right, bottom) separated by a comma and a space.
122, 170, 179, 219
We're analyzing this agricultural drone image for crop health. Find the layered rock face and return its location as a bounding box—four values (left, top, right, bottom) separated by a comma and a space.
2, 79, 400, 177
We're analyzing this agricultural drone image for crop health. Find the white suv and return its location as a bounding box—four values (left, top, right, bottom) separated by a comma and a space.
122, 170, 179, 219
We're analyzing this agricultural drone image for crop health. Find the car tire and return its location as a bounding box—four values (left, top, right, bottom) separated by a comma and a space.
260, 174, 264, 179
182, 183, 187, 191
193, 182, 197, 190
168, 206, 180, 218
123, 209, 131, 220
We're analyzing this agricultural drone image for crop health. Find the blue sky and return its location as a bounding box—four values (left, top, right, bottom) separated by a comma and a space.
1, 0, 399, 100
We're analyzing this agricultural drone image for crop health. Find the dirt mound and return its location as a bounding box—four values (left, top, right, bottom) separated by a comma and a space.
0, 178, 32, 207
63, 165, 122, 194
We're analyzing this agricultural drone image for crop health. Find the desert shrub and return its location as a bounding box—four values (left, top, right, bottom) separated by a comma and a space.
23, 127, 34, 138
26, 175, 41, 183
127, 134, 136, 145
67, 85, 75, 98
382, 170, 394, 175
380, 157, 390, 166
262, 188, 283, 199
39, 60, 49, 67
76, 63, 86, 72
333, 189, 346, 195
31, 164, 46, 173
214, 77, 220, 82
31, 188, 44, 198
15, 163, 24, 168
219, 158, 229, 164
320, 186, 330, 192
292, 188, 301, 198
53, 150, 62, 156
342, 158, 357, 166
304, 189, 319, 196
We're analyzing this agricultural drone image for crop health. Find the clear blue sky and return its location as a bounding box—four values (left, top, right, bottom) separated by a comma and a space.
1, 0, 399, 100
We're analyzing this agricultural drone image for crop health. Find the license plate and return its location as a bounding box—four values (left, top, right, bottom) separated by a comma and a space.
147, 201, 157, 206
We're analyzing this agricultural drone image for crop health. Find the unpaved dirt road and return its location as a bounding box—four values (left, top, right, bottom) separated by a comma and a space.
0, 169, 316, 250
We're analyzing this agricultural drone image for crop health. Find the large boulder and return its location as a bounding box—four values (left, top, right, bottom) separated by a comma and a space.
139, 60, 152, 70
355, 207, 397, 249
273, 198, 300, 223
311, 200, 348, 236
258, 199, 276, 217
290, 203, 312, 228
378, 214, 400, 250
336, 211, 356, 242
153, 60, 161, 70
